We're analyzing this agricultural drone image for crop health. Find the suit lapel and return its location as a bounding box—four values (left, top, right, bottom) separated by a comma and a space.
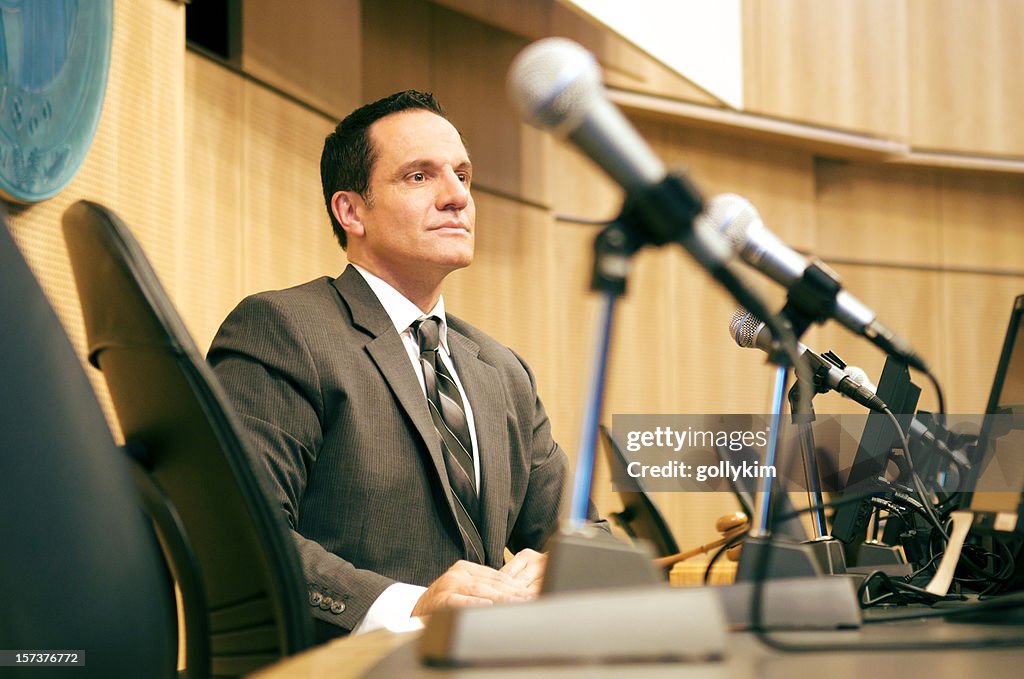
448, 329, 511, 564
332, 268, 459, 525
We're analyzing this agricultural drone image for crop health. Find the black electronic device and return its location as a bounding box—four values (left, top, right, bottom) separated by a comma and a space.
830, 357, 920, 549
599, 425, 680, 559
965, 294, 1024, 534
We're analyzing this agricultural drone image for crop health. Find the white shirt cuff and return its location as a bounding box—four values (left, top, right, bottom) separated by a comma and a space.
351, 583, 427, 635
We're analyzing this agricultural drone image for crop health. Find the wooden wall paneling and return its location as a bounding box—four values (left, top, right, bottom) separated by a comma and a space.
240, 82, 342, 299
183, 55, 245, 353
907, 0, 1024, 156
6, 0, 187, 435
550, 139, 622, 220
942, 272, 1024, 415
742, 0, 909, 141
641, 117, 818, 252
241, 0, 362, 120
360, 0, 433, 103
814, 159, 943, 267
428, 0, 553, 39
939, 171, 1024, 271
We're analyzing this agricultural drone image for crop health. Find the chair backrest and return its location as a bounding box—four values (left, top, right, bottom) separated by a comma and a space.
62, 201, 314, 678
0, 214, 178, 678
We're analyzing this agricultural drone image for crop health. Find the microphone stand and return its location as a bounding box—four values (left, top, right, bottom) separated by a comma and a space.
784, 360, 848, 576
728, 357, 860, 631
545, 218, 669, 593
736, 280, 853, 592
567, 225, 629, 529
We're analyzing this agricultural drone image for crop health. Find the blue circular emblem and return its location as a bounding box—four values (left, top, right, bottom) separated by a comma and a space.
0, 0, 112, 203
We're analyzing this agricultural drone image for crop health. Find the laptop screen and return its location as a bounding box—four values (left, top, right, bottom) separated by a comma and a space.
967, 294, 1024, 529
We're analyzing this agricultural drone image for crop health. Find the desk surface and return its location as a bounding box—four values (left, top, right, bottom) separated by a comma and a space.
254, 614, 1024, 679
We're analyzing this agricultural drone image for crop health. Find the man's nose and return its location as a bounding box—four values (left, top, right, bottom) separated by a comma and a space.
438, 169, 470, 210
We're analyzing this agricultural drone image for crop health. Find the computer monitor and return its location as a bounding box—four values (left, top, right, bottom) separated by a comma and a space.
966, 294, 1024, 535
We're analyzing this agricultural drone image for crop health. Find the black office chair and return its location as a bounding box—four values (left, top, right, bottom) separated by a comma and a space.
0, 214, 178, 678
62, 201, 315, 678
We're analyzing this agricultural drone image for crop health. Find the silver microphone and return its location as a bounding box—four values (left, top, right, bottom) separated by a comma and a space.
730, 309, 967, 469
507, 37, 665, 193
704, 194, 929, 373
507, 37, 728, 265
729, 309, 887, 413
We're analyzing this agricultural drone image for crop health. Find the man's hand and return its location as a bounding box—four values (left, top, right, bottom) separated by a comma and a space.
500, 548, 546, 591
411, 560, 535, 618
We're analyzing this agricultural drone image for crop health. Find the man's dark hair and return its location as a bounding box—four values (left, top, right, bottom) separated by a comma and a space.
320, 90, 448, 249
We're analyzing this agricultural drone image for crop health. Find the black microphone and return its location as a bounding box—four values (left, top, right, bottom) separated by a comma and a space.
729, 309, 887, 412
506, 37, 730, 270
729, 309, 969, 470
702, 194, 929, 373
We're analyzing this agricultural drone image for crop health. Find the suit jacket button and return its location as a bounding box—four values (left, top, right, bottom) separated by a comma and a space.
309, 591, 323, 607
330, 600, 346, 614
320, 596, 333, 611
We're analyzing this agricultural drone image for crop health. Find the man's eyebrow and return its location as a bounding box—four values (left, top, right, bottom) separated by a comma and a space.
395, 159, 473, 176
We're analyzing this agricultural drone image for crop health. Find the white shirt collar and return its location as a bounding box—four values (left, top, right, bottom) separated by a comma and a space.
350, 264, 449, 351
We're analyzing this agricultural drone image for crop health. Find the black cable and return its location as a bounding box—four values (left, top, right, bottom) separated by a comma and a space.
864, 589, 1024, 624
748, 476, 1024, 650
703, 531, 746, 585
924, 369, 948, 428
881, 406, 949, 541
858, 569, 966, 607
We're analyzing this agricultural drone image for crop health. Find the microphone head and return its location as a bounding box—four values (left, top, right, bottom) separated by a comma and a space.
507, 37, 603, 135
842, 365, 878, 394
695, 193, 761, 253
729, 308, 763, 349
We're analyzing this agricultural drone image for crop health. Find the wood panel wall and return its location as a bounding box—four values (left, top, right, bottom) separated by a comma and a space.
744, 0, 1024, 157
6, 0, 1024, 558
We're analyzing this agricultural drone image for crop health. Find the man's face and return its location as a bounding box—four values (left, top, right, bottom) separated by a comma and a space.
351, 110, 475, 281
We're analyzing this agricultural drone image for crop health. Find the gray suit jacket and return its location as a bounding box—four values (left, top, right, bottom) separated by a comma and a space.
208, 265, 568, 634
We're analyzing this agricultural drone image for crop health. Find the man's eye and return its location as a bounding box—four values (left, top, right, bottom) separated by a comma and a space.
410, 172, 426, 182
457, 173, 470, 184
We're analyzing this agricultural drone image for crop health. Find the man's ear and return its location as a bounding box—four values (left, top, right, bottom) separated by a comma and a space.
331, 190, 365, 240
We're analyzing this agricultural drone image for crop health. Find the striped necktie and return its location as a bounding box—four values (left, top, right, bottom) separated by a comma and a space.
412, 316, 485, 563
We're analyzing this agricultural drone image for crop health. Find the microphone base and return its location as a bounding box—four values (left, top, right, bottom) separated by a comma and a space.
847, 540, 913, 577
802, 536, 848, 575
419, 585, 727, 666
542, 526, 663, 594
735, 536, 824, 581
715, 576, 862, 630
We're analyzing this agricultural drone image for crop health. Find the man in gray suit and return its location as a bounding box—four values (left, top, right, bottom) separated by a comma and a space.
209, 91, 571, 638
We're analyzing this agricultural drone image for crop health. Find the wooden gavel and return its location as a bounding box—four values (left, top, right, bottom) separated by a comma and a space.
653, 512, 748, 570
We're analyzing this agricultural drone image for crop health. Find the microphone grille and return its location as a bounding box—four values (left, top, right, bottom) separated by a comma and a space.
696, 193, 760, 252
729, 308, 762, 349
843, 365, 878, 393
507, 37, 602, 133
